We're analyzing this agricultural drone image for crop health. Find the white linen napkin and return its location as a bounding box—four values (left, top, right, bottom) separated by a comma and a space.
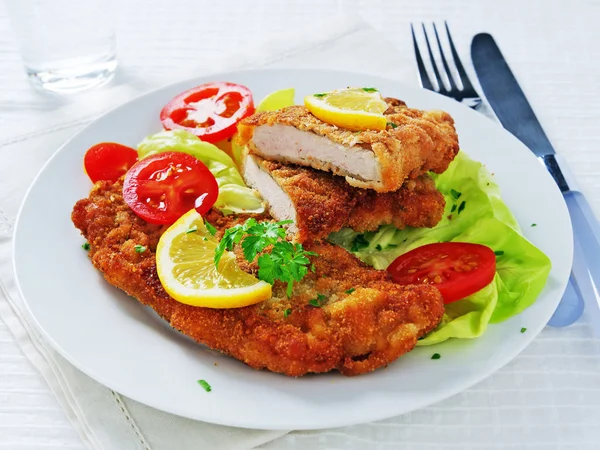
2, 1, 600, 448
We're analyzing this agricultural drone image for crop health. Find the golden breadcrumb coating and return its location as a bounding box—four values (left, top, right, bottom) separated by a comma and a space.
255, 157, 445, 242
71, 179, 444, 377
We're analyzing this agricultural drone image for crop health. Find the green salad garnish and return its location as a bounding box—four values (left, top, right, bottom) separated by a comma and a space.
137, 130, 264, 215
329, 151, 551, 345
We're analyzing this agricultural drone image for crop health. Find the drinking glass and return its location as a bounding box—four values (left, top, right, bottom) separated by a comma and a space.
4, 0, 117, 93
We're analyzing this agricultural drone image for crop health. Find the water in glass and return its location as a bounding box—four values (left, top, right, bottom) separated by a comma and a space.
5, 0, 117, 93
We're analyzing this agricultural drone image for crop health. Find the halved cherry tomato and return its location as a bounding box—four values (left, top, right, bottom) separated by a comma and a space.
387, 242, 496, 304
160, 82, 255, 144
123, 152, 218, 225
84, 143, 138, 183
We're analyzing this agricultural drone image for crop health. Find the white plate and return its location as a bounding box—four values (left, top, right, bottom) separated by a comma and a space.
13, 69, 572, 430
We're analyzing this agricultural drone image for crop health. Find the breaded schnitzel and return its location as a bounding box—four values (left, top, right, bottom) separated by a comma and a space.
237, 97, 459, 193
243, 154, 445, 243
72, 179, 444, 376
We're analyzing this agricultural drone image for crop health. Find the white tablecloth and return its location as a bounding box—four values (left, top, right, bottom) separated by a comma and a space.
1, 0, 600, 449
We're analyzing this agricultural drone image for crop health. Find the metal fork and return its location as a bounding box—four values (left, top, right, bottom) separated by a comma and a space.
411, 22, 482, 109
412, 24, 583, 328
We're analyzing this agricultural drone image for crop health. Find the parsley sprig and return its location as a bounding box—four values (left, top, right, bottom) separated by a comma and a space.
197, 379, 212, 392
309, 293, 327, 307
214, 219, 316, 297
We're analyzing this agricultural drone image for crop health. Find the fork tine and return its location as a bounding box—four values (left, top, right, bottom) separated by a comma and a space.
411, 23, 434, 91
432, 23, 458, 91
444, 21, 476, 92
421, 23, 448, 93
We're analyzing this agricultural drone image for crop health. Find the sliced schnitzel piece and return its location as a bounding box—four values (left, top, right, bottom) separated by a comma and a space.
72, 179, 444, 376
237, 97, 459, 193
243, 154, 445, 243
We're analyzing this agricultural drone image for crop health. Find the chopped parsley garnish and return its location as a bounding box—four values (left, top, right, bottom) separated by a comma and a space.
313, 93, 327, 98
450, 189, 462, 200
134, 245, 147, 253
197, 379, 212, 392
186, 225, 198, 234
205, 221, 216, 236
520, 327, 527, 333
387, 122, 398, 129
345, 288, 355, 294
362, 87, 378, 92
82, 242, 90, 251
450, 204, 457, 213
283, 308, 292, 318
531, 223, 537, 227
309, 293, 327, 307
431, 353, 441, 360
457, 201, 466, 215
494, 250, 505, 256
375, 244, 383, 251
350, 234, 370, 252
215, 219, 316, 298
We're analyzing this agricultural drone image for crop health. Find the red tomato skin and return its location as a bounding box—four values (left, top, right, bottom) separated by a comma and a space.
160, 82, 255, 143
123, 152, 218, 225
84, 143, 138, 183
387, 242, 496, 304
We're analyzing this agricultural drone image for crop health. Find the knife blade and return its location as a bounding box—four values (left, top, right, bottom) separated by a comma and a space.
471, 33, 600, 332
471, 33, 569, 191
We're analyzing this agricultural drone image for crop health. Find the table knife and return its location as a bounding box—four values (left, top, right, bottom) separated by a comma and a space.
471, 33, 600, 331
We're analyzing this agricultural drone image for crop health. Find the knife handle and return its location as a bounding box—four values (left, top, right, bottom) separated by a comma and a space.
547, 273, 584, 327
564, 191, 600, 331
571, 237, 600, 337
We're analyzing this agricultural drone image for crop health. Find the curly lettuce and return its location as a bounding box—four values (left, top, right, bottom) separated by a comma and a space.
329, 151, 551, 345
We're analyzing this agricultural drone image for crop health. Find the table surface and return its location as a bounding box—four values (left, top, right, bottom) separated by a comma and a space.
1, 0, 600, 448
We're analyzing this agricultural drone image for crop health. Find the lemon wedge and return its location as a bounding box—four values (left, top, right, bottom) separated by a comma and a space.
156, 209, 272, 308
304, 87, 388, 131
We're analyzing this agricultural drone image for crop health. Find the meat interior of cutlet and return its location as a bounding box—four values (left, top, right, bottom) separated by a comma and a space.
237, 98, 459, 193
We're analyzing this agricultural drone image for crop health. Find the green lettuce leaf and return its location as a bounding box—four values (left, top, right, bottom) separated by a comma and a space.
137, 130, 265, 215
329, 151, 551, 345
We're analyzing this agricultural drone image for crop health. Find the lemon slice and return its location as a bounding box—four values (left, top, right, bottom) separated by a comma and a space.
156, 209, 272, 308
304, 87, 388, 131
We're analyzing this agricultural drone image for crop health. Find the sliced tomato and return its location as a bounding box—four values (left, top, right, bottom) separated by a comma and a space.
84, 143, 138, 183
387, 242, 496, 304
123, 152, 218, 225
160, 82, 255, 143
